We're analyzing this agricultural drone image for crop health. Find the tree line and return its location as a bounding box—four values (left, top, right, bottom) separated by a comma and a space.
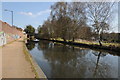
25, 2, 117, 46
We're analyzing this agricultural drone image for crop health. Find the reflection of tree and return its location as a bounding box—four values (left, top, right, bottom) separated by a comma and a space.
43, 44, 77, 64
46, 44, 89, 64
49, 49, 90, 78
93, 51, 101, 77
37, 40, 49, 50
37, 41, 90, 78
36, 40, 115, 78
26, 41, 35, 50
92, 51, 114, 78
92, 51, 107, 57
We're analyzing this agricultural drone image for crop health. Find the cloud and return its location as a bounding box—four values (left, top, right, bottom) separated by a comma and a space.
37, 9, 51, 16
19, 9, 51, 17
20, 12, 33, 16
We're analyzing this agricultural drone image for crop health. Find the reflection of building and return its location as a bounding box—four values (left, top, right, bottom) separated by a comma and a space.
0, 20, 24, 46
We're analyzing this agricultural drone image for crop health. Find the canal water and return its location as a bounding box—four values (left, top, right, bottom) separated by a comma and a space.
26, 40, 119, 78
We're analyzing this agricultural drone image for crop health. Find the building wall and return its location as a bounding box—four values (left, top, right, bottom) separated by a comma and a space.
0, 20, 24, 46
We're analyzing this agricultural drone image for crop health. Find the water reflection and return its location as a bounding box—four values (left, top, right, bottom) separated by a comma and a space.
26, 40, 35, 50
26, 40, 119, 78
93, 51, 102, 77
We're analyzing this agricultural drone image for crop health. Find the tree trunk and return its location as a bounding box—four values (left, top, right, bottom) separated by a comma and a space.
99, 34, 102, 46
99, 40, 102, 46
72, 37, 75, 42
63, 37, 66, 42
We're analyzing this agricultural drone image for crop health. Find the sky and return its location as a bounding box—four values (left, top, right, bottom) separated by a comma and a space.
2, 2, 54, 29
0, 2, 119, 33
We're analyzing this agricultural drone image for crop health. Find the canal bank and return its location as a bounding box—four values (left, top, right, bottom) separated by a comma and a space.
36, 38, 120, 55
2, 37, 46, 78
23, 40, 47, 79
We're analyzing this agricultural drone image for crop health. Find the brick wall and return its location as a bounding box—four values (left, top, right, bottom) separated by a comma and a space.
1, 20, 23, 36
0, 20, 24, 44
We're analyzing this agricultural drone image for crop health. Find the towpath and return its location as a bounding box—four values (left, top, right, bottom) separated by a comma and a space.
2, 38, 35, 78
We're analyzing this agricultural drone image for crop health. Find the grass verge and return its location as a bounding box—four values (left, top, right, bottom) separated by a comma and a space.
23, 40, 47, 79
23, 41, 39, 78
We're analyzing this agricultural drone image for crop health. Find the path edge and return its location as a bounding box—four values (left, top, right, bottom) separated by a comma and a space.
23, 40, 47, 79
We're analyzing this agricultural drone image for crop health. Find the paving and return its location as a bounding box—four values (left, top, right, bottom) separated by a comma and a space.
2, 38, 35, 78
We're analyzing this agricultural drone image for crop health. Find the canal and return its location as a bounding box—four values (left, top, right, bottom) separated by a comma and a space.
26, 40, 119, 78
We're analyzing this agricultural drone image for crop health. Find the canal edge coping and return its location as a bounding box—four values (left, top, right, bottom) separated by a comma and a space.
23, 40, 47, 79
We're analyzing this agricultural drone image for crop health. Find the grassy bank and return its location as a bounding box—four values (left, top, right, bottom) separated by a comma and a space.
53, 38, 120, 47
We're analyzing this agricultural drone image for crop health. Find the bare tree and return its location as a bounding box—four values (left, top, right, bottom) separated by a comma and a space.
87, 2, 114, 46
38, 20, 51, 39
79, 26, 92, 40
50, 2, 72, 41
68, 2, 87, 42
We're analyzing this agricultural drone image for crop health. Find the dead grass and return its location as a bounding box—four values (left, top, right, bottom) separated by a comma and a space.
51, 38, 120, 47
